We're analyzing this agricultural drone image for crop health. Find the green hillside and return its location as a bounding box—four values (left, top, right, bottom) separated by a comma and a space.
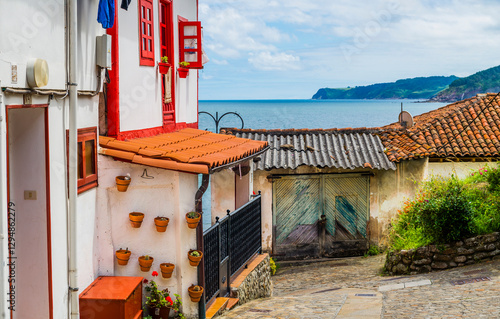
312, 76, 458, 100
431, 65, 500, 102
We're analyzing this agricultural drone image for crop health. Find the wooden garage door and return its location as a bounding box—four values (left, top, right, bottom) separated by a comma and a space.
273, 174, 369, 258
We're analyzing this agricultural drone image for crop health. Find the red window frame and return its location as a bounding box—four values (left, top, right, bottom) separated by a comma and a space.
139, 0, 155, 66
66, 127, 98, 194
159, 0, 175, 125
179, 19, 203, 69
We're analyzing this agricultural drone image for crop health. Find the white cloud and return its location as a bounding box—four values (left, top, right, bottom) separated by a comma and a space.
248, 51, 300, 71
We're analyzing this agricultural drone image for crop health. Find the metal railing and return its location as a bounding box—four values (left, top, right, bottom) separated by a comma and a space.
203, 194, 262, 304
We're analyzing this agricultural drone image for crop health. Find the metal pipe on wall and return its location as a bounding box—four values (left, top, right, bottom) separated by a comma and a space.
195, 174, 209, 319
67, 0, 79, 318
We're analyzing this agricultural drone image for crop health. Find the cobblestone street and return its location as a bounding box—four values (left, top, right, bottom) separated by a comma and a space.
218, 254, 500, 318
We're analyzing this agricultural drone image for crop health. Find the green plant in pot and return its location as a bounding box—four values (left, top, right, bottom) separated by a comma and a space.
177, 61, 190, 78
187, 249, 203, 267
158, 56, 170, 74
144, 271, 185, 319
185, 211, 201, 229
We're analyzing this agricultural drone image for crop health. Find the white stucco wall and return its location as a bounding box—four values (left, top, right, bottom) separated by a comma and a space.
210, 169, 236, 224
96, 156, 200, 317
118, 0, 199, 132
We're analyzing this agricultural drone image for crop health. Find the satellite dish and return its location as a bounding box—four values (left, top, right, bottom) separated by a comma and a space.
398, 111, 414, 128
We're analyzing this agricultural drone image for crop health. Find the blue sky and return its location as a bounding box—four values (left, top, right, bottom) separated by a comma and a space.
198, 0, 500, 100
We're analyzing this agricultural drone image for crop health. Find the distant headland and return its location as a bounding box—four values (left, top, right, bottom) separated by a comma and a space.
312, 65, 500, 102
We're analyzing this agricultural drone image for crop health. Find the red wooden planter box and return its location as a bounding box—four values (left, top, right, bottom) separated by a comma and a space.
79, 276, 143, 319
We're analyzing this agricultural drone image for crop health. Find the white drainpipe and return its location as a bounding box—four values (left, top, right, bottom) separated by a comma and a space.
68, 0, 79, 318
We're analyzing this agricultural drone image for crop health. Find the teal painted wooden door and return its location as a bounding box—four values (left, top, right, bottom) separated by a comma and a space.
275, 176, 321, 245
324, 176, 369, 240
274, 175, 369, 255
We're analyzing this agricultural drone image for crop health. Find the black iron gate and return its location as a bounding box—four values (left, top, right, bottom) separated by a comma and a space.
203, 194, 262, 304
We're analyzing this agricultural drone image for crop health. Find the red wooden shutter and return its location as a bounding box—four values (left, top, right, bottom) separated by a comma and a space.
139, 0, 155, 66
179, 20, 202, 69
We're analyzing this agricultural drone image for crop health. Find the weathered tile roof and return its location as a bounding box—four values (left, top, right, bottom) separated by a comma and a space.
379, 93, 500, 162
222, 128, 396, 171
99, 128, 269, 174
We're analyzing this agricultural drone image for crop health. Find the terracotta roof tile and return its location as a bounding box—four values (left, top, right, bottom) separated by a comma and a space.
378, 93, 500, 161
99, 128, 268, 174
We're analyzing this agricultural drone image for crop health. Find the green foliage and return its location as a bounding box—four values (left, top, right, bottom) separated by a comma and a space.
270, 257, 279, 275
364, 245, 381, 257
312, 76, 458, 100
389, 164, 500, 250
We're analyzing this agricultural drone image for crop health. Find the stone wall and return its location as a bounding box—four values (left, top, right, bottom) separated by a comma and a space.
232, 254, 272, 304
385, 232, 500, 275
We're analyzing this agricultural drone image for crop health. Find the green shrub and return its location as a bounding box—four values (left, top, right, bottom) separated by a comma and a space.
364, 245, 381, 256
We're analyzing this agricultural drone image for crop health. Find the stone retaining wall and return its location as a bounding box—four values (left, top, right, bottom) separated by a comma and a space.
385, 232, 500, 275
231, 254, 272, 304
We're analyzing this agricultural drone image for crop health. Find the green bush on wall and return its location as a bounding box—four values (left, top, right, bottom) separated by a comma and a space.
389, 164, 500, 250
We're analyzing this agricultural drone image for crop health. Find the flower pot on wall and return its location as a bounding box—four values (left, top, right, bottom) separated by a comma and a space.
115, 249, 131, 265
187, 250, 203, 267
188, 285, 204, 302
178, 67, 189, 78
158, 62, 171, 75
129, 212, 144, 228
159, 263, 175, 278
138, 256, 154, 272
154, 217, 169, 232
116, 175, 131, 192
186, 212, 201, 229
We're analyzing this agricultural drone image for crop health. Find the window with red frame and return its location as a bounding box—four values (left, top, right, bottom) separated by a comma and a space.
139, 0, 155, 66
66, 127, 98, 194
179, 20, 203, 69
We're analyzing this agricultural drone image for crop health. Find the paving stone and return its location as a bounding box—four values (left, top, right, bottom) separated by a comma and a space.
217, 255, 500, 319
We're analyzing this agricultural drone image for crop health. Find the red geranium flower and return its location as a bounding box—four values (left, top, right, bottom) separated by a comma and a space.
152, 271, 159, 277
166, 296, 173, 306
143, 279, 149, 284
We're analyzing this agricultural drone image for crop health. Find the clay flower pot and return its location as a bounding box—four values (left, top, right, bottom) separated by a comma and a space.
129, 212, 145, 228
148, 306, 170, 319
178, 67, 189, 78
188, 250, 203, 267
115, 249, 131, 265
186, 212, 201, 229
158, 62, 171, 75
154, 217, 170, 232
116, 175, 131, 192
138, 256, 154, 272
160, 263, 175, 278
188, 285, 204, 302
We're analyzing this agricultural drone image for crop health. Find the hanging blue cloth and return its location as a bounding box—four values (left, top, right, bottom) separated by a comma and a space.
98, 0, 115, 29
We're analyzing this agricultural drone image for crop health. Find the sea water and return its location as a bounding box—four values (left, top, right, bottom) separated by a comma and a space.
198, 99, 449, 230
198, 99, 448, 131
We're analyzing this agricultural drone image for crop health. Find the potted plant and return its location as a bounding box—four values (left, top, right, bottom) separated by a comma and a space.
154, 216, 170, 232
187, 249, 203, 267
115, 247, 131, 265
144, 271, 185, 319
129, 212, 144, 228
116, 174, 131, 192
158, 56, 170, 75
160, 263, 175, 278
178, 61, 190, 78
139, 255, 154, 272
187, 285, 204, 302
185, 211, 201, 229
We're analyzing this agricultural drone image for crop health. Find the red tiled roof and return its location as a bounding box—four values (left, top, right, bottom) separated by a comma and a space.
379, 93, 500, 162
99, 128, 268, 174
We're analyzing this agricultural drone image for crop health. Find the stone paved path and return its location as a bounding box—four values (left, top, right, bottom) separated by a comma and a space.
217, 254, 500, 318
